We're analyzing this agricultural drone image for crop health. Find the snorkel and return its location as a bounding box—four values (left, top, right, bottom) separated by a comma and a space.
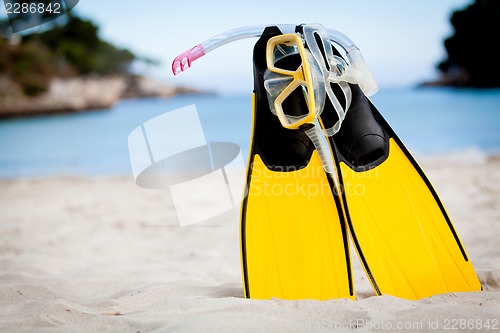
171, 23, 378, 178
172, 25, 296, 75
172, 24, 377, 96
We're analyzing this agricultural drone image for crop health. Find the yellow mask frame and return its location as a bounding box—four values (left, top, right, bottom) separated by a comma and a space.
265, 33, 318, 130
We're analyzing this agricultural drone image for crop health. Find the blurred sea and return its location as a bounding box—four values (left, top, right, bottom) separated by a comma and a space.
0, 87, 499, 178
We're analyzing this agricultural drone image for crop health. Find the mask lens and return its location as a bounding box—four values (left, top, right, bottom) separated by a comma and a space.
263, 71, 293, 115
271, 42, 302, 71
281, 84, 310, 119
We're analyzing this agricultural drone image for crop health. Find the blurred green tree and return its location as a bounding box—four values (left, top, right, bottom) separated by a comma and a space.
0, 13, 138, 96
438, 0, 500, 87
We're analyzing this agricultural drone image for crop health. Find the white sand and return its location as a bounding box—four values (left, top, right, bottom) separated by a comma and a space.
1, 153, 499, 332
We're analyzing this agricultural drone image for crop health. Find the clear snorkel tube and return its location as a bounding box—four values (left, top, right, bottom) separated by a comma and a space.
172, 25, 297, 75
172, 23, 377, 97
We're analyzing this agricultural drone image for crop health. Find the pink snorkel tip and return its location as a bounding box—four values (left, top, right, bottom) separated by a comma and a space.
171, 44, 206, 75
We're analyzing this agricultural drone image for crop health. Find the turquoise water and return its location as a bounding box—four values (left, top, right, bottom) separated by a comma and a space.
0, 88, 499, 178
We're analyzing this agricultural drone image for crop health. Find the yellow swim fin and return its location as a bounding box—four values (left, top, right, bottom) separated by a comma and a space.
240, 27, 354, 300
322, 82, 482, 300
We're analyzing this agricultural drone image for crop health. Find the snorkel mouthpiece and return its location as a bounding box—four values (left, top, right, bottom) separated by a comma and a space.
172, 44, 205, 75
347, 49, 379, 96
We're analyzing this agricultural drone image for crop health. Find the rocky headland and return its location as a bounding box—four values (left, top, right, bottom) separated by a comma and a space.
0, 75, 199, 118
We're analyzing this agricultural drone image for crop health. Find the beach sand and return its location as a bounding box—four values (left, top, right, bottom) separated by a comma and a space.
1, 152, 499, 332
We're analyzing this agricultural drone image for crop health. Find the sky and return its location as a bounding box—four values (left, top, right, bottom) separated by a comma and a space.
3, 0, 473, 94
